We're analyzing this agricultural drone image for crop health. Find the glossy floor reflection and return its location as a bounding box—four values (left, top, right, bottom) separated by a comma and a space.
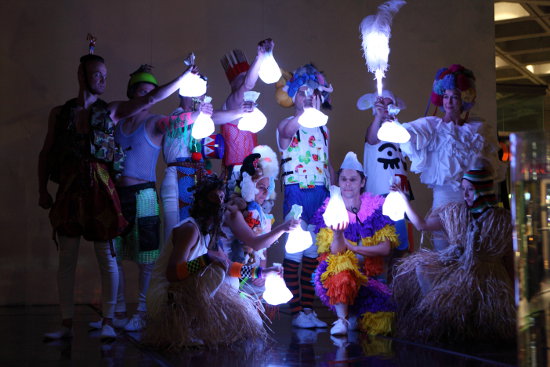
1, 304, 516, 366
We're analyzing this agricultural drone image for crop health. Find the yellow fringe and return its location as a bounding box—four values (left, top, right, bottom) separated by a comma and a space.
316, 228, 333, 254
360, 337, 393, 357
317, 225, 400, 254
360, 225, 400, 249
360, 311, 394, 336
320, 251, 367, 284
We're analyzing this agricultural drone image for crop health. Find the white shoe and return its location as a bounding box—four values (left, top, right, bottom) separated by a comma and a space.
100, 324, 117, 342
292, 311, 316, 328
123, 314, 144, 332
306, 310, 328, 328
330, 318, 348, 336
89, 317, 128, 330
348, 315, 359, 330
44, 326, 73, 340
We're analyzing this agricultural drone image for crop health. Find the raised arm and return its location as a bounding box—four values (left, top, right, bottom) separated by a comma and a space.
225, 39, 273, 108
243, 38, 273, 91
226, 210, 299, 251
38, 106, 61, 209
109, 66, 197, 123
211, 101, 254, 125
365, 98, 387, 145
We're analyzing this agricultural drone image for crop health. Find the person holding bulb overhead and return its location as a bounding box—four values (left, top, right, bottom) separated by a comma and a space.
276, 63, 335, 329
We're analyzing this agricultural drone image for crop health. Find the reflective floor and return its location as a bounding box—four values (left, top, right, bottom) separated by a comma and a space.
1, 304, 517, 366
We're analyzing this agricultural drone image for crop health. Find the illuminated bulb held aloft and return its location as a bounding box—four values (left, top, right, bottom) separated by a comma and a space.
262, 263, 292, 305
258, 51, 282, 84
377, 120, 410, 144
179, 73, 207, 97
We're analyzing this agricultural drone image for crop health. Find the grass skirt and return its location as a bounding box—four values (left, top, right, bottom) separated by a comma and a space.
143, 265, 268, 351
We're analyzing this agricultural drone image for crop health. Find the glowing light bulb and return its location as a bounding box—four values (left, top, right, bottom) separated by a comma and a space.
238, 107, 267, 133
298, 108, 329, 128
286, 227, 313, 254
377, 120, 410, 144
191, 112, 215, 140
383, 191, 405, 221
259, 51, 282, 84
263, 266, 292, 305
179, 73, 207, 97
323, 186, 349, 229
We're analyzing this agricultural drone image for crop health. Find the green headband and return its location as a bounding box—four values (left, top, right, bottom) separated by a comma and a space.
128, 72, 158, 88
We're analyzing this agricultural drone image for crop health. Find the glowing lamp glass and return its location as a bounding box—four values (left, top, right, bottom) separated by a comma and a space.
191, 112, 215, 140
259, 51, 282, 84
263, 272, 292, 305
179, 73, 207, 97
285, 227, 313, 254
323, 186, 349, 229
238, 107, 267, 133
377, 120, 410, 144
298, 108, 329, 128
382, 191, 405, 221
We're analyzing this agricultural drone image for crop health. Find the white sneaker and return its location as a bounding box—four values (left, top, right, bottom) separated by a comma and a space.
89, 317, 128, 330
44, 326, 73, 340
306, 310, 328, 328
123, 314, 144, 332
330, 318, 348, 336
291, 311, 316, 328
100, 324, 117, 342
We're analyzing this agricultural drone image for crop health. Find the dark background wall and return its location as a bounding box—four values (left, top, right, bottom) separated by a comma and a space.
0, 0, 494, 305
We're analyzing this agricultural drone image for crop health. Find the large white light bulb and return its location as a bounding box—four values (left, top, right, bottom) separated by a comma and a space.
259, 51, 282, 84
298, 108, 329, 128
263, 269, 292, 305
377, 120, 410, 144
179, 73, 207, 97
191, 112, 215, 140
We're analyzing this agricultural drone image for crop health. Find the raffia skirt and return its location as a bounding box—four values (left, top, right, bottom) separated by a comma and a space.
143, 265, 268, 351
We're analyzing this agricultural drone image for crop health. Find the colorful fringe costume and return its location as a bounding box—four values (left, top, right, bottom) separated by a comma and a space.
144, 218, 267, 351
392, 202, 515, 344
311, 193, 399, 335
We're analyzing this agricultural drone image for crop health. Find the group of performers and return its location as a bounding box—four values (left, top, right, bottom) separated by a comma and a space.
38, 36, 515, 349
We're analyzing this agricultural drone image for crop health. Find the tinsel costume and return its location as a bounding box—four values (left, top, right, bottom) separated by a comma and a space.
311, 193, 399, 335
144, 218, 267, 351
392, 202, 515, 344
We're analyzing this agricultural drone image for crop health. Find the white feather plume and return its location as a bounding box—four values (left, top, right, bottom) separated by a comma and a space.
360, 0, 406, 77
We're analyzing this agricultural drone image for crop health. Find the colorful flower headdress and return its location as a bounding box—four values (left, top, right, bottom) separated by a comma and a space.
277, 64, 333, 109
430, 64, 476, 112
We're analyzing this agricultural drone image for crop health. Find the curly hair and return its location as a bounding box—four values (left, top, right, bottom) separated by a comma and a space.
189, 174, 226, 236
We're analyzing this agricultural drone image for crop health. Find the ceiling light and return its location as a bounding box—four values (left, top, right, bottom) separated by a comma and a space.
494, 2, 529, 21
495, 56, 508, 68
525, 63, 550, 75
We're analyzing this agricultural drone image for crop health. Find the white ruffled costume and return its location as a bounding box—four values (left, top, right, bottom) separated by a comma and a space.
400, 116, 504, 249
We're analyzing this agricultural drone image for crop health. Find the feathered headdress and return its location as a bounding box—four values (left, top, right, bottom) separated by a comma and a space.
360, 0, 406, 95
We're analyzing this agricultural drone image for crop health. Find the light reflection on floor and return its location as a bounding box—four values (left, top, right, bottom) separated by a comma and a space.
0, 304, 516, 366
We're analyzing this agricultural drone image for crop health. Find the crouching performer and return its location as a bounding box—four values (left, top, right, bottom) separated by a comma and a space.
144, 175, 283, 350
311, 152, 399, 336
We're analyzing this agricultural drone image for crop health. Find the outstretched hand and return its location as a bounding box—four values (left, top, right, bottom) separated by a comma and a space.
199, 101, 213, 115
262, 263, 283, 278
282, 218, 301, 232
257, 38, 274, 55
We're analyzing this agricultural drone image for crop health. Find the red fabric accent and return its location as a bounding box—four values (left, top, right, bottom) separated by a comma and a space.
225, 62, 250, 82
221, 123, 257, 166
363, 257, 384, 277
324, 270, 361, 305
